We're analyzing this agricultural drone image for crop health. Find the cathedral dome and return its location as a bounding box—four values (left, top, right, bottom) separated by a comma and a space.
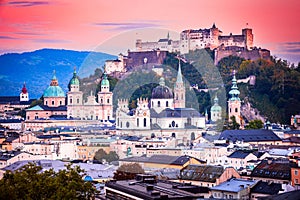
211, 96, 222, 112
43, 71, 65, 97
43, 86, 65, 97
151, 77, 173, 99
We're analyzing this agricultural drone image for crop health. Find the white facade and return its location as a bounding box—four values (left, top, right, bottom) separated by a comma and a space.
67, 70, 113, 121
116, 62, 206, 143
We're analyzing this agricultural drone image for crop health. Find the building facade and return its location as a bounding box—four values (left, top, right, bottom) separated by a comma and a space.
67, 70, 113, 121
116, 61, 205, 142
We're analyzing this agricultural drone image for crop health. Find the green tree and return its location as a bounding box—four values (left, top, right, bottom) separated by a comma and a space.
93, 149, 107, 162
246, 119, 263, 129
105, 151, 119, 163
227, 116, 240, 130
113, 163, 145, 180
0, 163, 96, 200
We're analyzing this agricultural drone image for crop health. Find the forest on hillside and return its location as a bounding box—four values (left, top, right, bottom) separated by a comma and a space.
78, 49, 300, 125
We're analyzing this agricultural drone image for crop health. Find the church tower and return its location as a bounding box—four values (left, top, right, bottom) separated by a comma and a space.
174, 59, 185, 108
228, 70, 241, 124
67, 68, 83, 118
20, 82, 29, 102
98, 72, 113, 120
211, 96, 222, 122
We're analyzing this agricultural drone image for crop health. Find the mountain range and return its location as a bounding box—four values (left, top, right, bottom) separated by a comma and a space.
0, 49, 116, 98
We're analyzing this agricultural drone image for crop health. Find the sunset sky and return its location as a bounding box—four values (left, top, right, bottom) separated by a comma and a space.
1, 0, 300, 63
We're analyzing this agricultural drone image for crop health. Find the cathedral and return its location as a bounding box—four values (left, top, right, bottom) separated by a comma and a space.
116, 61, 206, 143
67, 70, 113, 121
25, 70, 113, 122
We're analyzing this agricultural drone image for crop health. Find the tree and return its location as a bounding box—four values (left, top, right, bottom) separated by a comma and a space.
93, 150, 119, 164
0, 163, 97, 200
105, 151, 119, 163
113, 163, 145, 180
93, 149, 107, 162
246, 119, 263, 129
227, 116, 240, 130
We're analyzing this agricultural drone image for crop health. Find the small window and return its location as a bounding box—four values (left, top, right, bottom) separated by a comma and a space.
77, 98, 80, 104
158, 101, 161, 107
52, 101, 54, 105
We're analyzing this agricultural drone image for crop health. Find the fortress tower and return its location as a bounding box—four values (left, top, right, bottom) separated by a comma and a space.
242, 28, 253, 50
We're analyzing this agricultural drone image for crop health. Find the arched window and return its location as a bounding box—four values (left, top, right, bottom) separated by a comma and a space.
166, 101, 169, 107
235, 108, 238, 112
77, 98, 80, 104
107, 99, 110, 103
144, 118, 147, 127
137, 118, 139, 127
158, 101, 161, 107
126, 122, 130, 128
171, 133, 176, 138
191, 132, 195, 141
187, 117, 191, 125
171, 121, 175, 127
151, 133, 155, 138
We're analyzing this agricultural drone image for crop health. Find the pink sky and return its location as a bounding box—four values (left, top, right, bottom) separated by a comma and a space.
0, 0, 300, 63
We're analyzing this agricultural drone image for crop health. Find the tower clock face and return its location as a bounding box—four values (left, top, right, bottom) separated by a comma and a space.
143, 111, 147, 116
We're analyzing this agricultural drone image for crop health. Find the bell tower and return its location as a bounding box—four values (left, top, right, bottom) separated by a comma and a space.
174, 58, 185, 108
20, 82, 29, 102
228, 70, 241, 124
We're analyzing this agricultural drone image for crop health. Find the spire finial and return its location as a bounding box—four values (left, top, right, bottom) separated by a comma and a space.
176, 57, 183, 83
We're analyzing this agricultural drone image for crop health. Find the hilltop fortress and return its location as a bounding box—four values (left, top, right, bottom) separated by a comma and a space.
134, 24, 270, 65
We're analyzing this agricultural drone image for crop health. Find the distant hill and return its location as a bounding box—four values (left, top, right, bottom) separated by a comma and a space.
0, 49, 116, 98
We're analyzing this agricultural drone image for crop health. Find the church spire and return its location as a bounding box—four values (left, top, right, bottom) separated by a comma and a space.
174, 57, 185, 108
50, 70, 58, 86
176, 58, 183, 83
229, 70, 240, 101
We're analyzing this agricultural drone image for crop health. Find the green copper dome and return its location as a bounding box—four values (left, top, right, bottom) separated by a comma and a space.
229, 70, 240, 101
101, 72, 110, 86
211, 96, 222, 112
43, 71, 65, 97
43, 86, 65, 97
69, 70, 80, 85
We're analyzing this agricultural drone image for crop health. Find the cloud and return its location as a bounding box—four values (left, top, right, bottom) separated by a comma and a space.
15, 32, 47, 36
276, 41, 300, 54
0, 35, 18, 39
7, 1, 49, 7
32, 38, 70, 43
94, 21, 162, 31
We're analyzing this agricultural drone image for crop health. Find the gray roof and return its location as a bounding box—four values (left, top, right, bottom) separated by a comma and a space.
151, 108, 203, 118
211, 178, 257, 192
120, 155, 204, 166
251, 181, 282, 195
180, 164, 227, 183
228, 150, 253, 159
257, 190, 300, 200
251, 159, 297, 180
2, 160, 116, 179
219, 129, 281, 142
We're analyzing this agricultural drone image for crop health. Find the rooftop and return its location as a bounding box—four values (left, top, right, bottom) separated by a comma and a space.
219, 129, 281, 142
210, 178, 257, 193
105, 174, 210, 200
